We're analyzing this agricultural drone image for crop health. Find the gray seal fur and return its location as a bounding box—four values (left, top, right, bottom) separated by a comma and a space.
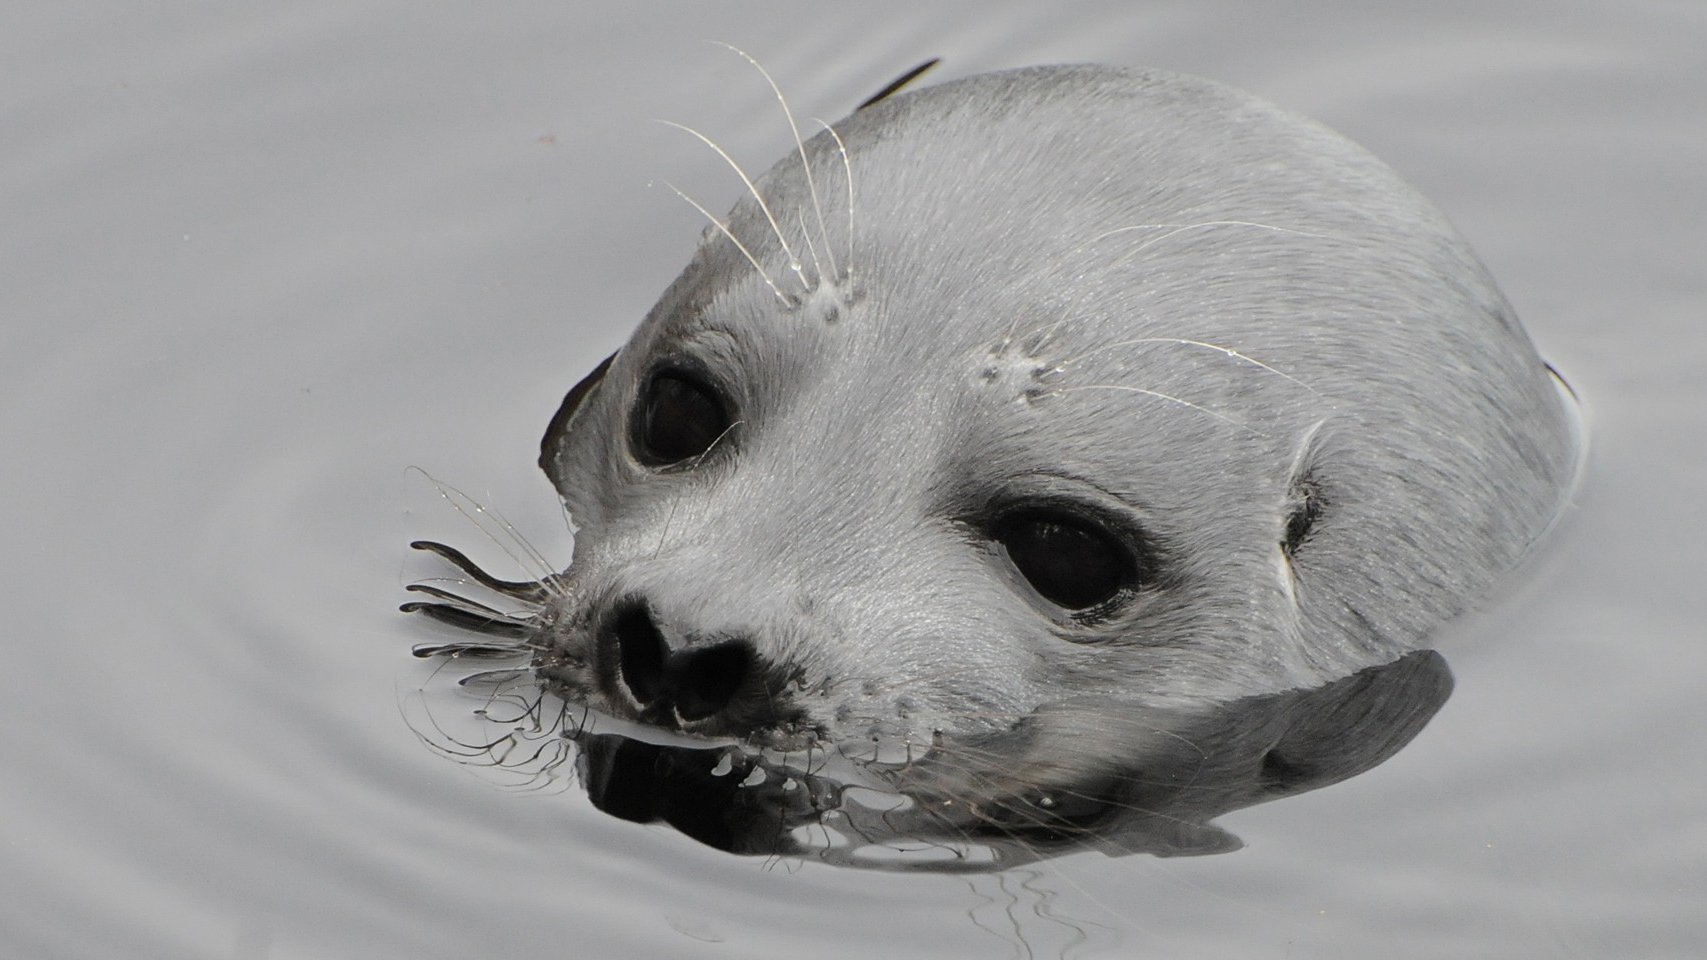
529, 64, 1578, 753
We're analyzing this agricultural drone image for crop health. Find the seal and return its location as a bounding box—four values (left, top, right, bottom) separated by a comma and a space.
409, 64, 1578, 808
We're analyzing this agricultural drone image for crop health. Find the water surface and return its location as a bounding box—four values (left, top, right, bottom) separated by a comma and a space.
3, 2, 1702, 957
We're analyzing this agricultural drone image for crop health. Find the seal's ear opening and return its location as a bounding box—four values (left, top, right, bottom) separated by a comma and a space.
1281, 419, 1338, 573
539, 352, 616, 474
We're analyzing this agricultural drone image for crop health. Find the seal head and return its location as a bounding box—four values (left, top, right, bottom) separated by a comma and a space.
518, 65, 1574, 757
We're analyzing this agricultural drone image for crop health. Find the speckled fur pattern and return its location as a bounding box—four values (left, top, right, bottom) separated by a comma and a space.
529, 64, 1579, 757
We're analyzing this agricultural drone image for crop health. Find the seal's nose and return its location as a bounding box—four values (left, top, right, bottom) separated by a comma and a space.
610, 600, 754, 722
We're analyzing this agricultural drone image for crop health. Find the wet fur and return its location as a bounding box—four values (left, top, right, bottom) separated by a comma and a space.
474, 66, 1579, 767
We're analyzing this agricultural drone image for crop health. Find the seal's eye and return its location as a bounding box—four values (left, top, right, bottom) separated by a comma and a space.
632, 369, 729, 466
996, 510, 1133, 612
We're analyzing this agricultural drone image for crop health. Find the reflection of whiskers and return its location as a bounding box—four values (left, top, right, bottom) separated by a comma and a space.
400, 652, 584, 794
398, 469, 582, 790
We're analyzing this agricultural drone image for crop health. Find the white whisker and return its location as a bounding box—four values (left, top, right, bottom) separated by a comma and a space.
1053, 384, 1259, 433
713, 42, 839, 285
663, 180, 792, 306
816, 119, 854, 282
1077, 219, 1338, 266
657, 120, 807, 293
652, 419, 743, 560
406, 466, 560, 588
795, 208, 824, 286
1063, 337, 1319, 394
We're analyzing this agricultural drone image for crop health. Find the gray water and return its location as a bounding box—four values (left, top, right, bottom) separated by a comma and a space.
3, 2, 1702, 958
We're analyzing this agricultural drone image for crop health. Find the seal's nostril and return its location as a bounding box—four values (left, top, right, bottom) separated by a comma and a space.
613, 603, 668, 706
610, 599, 756, 722
672, 643, 753, 721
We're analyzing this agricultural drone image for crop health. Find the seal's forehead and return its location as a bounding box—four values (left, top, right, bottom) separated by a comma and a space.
647, 64, 1453, 374
613, 60, 1501, 501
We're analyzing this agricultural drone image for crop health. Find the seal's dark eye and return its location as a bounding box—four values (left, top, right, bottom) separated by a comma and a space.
633, 370, 729, 466
997, 511, 1132, 612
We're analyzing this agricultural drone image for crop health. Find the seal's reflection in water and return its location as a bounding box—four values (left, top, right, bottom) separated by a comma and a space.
411, 609, 1449, 871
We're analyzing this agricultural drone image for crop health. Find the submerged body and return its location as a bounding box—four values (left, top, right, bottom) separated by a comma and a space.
418, 65, 1577, 812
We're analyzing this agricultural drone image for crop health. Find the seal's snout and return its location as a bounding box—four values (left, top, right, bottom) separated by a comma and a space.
608, 599, 758, 725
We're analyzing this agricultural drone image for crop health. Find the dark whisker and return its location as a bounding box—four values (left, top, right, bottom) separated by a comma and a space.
403, 583, 516, 616
401, 600, 538, 643
408, 539, 557, 603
